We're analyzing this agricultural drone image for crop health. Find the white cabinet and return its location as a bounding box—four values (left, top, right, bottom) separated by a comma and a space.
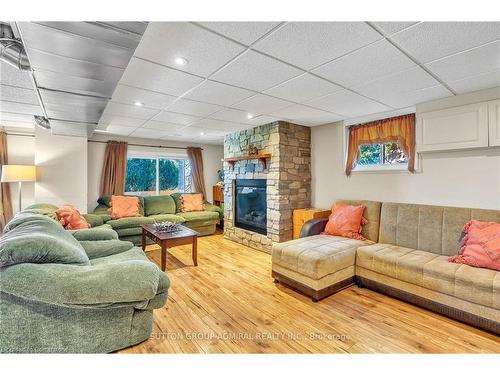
488, 99, 500, 146
416, 102, 489, 152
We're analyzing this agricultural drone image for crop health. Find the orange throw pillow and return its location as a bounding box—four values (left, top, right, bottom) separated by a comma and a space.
180, 193, 205, 212
108, 195, 141, 219
324, 204, 366, 240
56, 204, 90, 230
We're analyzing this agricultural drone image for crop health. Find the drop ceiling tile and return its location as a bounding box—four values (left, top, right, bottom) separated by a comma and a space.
111, 84, 177, 109
0, 85, 39, 105
312, 39, 416, 88
152, 111, 201, 125
210, 50, 303, 91
425, 40, 500, 83
372, 22, 419, 35
174, 126, 208, 137
191, 118, 252, 131
306, 89, 391, 117
0, 101, 43, 116
390, 22, 500, 63
0, 112, 35, 123
184, 80, 255, 106
368, 85, 453, 108
448, 70, 500, 94
354, 66, 442, 101
120, 57, 203, 96
135, 22, 245, 77
0, 62, 33, 89
129, 128, 175, 139
104, 101, 160, 120
232, 94, 293, 114
209, 108, 258, 124
197, 22, 281, 45
271, 104, 343, 125
104, 125, 135, 136
1, 120, 34, 129
264, 73, 342, 103
246, 115, 280, 126
254, 22, 382, 70
165, 98, 224, 117
141, 120, 186, 132
99, 115, 147, 128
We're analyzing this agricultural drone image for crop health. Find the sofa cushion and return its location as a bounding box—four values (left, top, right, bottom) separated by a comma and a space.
0, 215, 90, 267
69, 225, 118, 241
180, 193, 205, 212
177, 211, 219, 223
143, 195, 176, 216
109, 195, 142, 219
324, 204, 366, 240
148, 214, 186, 223
272, 234, 370, 280
171, 192, 204, 213
107, 216, 156, 230
356, 243, 500, 309
56, 205, 90, 230
98, 195, 145, 216
334, 199, 381, 242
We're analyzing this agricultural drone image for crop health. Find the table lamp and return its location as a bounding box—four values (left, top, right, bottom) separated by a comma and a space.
1, 165, 37, 212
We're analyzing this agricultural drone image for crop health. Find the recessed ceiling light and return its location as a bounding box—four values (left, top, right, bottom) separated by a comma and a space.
247, 114, 254, 119
200, 131, 205, 136
134, 101, 143, 107
174, 57, 188, 66
94, 129, 109, 134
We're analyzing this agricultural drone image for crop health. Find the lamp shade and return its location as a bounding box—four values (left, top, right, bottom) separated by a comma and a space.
1, 165, 37, 182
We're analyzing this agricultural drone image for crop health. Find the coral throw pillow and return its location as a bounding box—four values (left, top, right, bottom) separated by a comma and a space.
448, 220, 500, 271
324, 204, 366, 240
180, 193, 205, 212
56, 205, 90, 230
108, 195, 141, 219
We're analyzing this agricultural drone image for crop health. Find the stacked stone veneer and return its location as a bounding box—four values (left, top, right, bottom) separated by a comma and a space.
223, 121, 311, 253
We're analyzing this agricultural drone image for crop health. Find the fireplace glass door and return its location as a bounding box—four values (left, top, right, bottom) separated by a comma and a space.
234, 179, 267, 235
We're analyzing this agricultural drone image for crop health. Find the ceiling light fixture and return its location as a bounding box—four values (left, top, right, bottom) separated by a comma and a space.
94, 129, 109, 134
134, 101, 143, 107
200, 131, 205, 136
174, 57, 188, 66
33, 115, 50, 130
247, 114, 254, 119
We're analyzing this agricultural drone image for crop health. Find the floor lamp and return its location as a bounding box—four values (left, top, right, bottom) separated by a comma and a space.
1, 165, 37, 212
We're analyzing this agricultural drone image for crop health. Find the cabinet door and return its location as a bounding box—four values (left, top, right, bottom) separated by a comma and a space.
417, 102, 489, 152
488, 99, 500, 146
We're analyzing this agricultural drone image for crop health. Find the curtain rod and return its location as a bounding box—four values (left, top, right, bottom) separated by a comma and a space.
4, 132, 35, 138
88, 139, 203, 151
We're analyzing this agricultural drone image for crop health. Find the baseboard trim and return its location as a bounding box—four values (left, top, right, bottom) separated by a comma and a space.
272, 271, 355, 302
356, 276, 500, 335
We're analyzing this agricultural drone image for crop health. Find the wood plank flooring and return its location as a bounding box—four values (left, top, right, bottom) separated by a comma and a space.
119, 233, 500, 353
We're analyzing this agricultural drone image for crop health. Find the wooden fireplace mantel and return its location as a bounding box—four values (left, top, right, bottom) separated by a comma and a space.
224, 154, 272, 169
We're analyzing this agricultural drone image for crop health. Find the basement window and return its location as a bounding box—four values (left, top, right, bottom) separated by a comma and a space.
354, 142, 408, 171
125, 154, 192, 196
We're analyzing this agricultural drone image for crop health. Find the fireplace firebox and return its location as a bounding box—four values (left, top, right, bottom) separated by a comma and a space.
234, 179, 267, 235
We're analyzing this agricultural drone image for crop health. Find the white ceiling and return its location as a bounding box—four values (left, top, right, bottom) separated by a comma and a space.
2, 22, 499, 143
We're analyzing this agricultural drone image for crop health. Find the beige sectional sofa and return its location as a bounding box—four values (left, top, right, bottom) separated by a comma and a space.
272, 200, 500, 334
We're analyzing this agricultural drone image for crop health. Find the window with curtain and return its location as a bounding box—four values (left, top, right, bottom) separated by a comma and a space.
345, 113, 416, 175
124, 153, 192, 196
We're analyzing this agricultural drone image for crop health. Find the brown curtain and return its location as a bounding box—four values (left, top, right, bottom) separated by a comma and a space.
345, 113, 416, 176
0, 131, 13, 230
99, 141, 128, 196
186, 147, 207, 200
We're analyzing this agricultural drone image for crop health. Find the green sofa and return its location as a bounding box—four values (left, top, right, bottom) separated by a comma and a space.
0, 204, 169, 353
92, 193, 223, 245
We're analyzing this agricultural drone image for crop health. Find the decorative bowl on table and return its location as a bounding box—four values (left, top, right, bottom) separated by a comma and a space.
153, 221, 182, 233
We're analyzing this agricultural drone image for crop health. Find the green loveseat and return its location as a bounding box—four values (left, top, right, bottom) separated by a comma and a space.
92, 193, 223, 245
0, 204, 169, 353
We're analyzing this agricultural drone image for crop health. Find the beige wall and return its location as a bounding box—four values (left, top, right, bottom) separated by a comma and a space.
34, 127, 88, 212
311, 88, 500, 211
87, 134, 223, 212
5, 133, 36, 214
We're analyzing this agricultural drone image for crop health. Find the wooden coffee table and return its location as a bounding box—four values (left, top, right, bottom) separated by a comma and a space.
141, 224, 198, 271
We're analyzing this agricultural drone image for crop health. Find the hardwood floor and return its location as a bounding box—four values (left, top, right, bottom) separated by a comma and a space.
119, 233, 500, 353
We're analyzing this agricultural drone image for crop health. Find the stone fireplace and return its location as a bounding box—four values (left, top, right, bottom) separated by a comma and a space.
223, 121, 311, 253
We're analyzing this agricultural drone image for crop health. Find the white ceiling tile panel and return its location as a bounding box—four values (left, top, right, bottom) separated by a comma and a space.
134, 22, 246, 77
390, 22, 500, 63
103, 101, 160, 120
312, 39, 416, 88
271, 104, 343, 125
99, 115, 147, 128
209, 108, 260, 124
210, 50, 303, 91
104, 125, 135, 136
2, 121, 35, 129
0, 62, 33, 89
306, 89, 391, 117
184, 80, 255, 106
232, 94, 293, 114
0, 85, 39, 105
447, 71, 500, 94
246, 115, 280, 126
151, 111, 201, 125
253, 22, 382, 70
372, 22, 419, 35
120, 58, 203, 96
141, 120, 187, 132
129, 128, 176, 139
192, 118, 252, 131
111, 84, 177, 109
0, 101, 43, 116
264, 73, 342, 103
368, 85, 452, 108
197, 22, 281, 45
0, 112, 35, 123
165, 98, 224, 117
172, 126, 208, 137
424, 40, 500, 83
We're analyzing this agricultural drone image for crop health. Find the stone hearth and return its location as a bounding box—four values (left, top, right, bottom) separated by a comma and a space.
223, 121, 311, 253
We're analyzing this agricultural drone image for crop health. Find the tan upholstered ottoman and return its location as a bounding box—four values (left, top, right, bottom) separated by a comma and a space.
272, 235, 372, 301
